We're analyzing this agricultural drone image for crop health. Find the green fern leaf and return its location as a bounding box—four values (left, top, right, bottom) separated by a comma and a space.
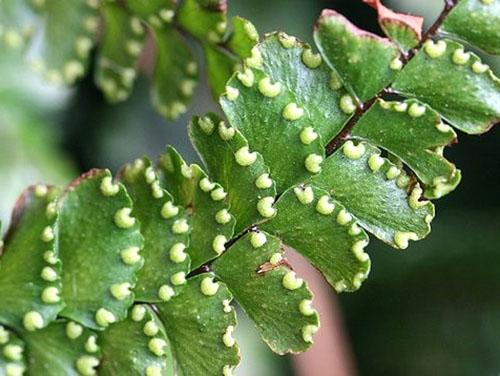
0, 0, 35, 51
155, 273, 240, 376
27, 0, 98, 85
262, 185, 371, 292
152, 27, 198, 120
99, 304, 172, 375
95, 2, 144, 103
310, 142, 434, 249
213, 232, 319, 354
0, 325, 26, 375
124, 0, 176, 23
176, 0, 227, 45
21, 320, 100, 375
226, 16, 259, 58
363, 0, 424, 51
392, 39, 500, 134
441, 0, 500, 55
159, 147, 235, 269
190, 113, 277, 233
221, 33, 349, 191
120, 158, 190, 302
204, 44, 238, 98
0, 185, 63, 331
124, 0, 197, 119
314, 9, 401, 101
351, 99, 461, 198
58, 170, 143, 330
0, 2, 499, 373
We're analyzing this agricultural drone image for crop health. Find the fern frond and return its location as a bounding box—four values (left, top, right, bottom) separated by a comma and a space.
0, 1, 498, 373
0, 0, 259, 120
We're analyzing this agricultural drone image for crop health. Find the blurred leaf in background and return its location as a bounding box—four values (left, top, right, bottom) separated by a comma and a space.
0, 49, 74, 229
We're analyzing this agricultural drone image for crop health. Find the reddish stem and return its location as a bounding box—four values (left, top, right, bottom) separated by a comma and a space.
324, 0, 459, 157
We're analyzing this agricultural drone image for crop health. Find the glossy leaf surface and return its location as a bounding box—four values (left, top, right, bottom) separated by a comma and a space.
392, 39, 500, 134
120, 158, 190, 302
314, 9, 400, 101
226, 16, 259, 58
221, 33, 349, 191
441, 0, 500, 55
311, 142, 434, 248
22, 320, 100, 375
0, 325, 26, 375
190, 113, 276, 233
0, 186, 63, 331
351, 99, 461, 198
99, 305, 172, 376
363, 0, 423, 50
155, 273, 240, 376
213, 232, 319, 354
262, 185, 371, 292
159, 147, 235, 269
58, 170, 143, 330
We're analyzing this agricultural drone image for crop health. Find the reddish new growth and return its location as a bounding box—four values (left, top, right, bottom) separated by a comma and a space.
363, 0, 424, 39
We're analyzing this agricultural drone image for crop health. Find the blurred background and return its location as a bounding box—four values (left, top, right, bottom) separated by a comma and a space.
0, 0, 498, 375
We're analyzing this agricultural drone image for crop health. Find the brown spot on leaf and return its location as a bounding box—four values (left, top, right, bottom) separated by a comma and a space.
257, 257, 292, 275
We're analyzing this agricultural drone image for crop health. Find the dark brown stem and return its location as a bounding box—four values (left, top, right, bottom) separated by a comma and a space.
188, 264, 212, 277
325, 96, 378, 155
420, 0, 458, 44
405, 0, 458, 62
325, 0, 459, 157
187, 225, 255, 277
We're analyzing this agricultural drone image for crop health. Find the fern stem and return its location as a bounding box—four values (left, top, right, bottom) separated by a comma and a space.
325, 0, 459, 157
187, 225, 257, 277
325, 96, 378, 155
418, 0, 459, 51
